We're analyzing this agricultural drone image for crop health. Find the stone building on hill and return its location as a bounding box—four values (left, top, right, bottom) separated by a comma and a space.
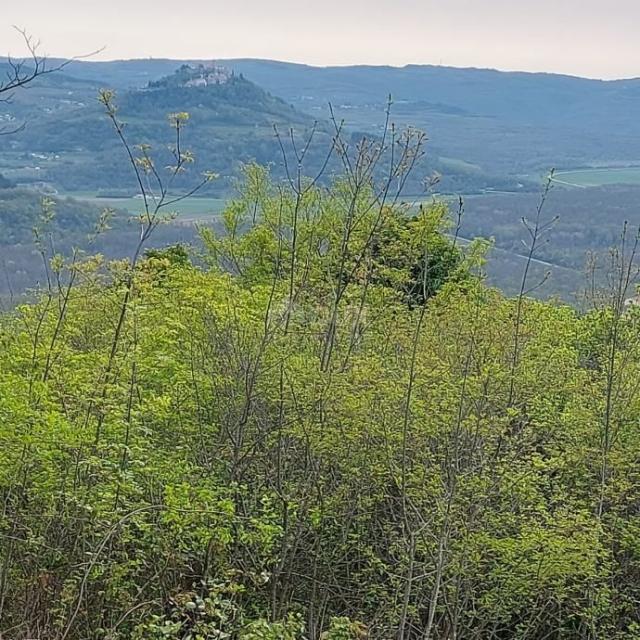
184, 63, 232, 87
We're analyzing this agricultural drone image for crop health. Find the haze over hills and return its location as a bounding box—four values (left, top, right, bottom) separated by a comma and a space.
221, 59, 640, 175
0, 60, 527, 196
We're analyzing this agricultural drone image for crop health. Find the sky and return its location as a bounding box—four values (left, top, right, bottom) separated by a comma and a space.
3, 0, 640, 80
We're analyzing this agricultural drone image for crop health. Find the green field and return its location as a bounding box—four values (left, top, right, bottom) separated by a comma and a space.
62, 192, 228, 221
552, 167, 640, 188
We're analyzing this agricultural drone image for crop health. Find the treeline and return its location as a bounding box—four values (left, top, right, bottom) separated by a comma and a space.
0, 189, 123, 245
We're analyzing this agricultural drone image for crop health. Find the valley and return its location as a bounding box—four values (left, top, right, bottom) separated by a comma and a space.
3, 58, 640, 303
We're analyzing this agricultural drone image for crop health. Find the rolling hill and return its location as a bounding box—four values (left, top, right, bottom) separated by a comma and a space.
43, 57, 640, 179
4, 57, 640, 302
1, 61, 527, 195
0, 65, 322, 194
220, 60, 640, 177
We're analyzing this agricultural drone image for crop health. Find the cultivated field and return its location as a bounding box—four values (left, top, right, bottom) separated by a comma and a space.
63, 192, 227, 221
552, 166, 640, 187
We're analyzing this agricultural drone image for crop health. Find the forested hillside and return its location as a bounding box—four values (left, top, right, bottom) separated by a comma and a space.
0, 68, 319, 194
46, 57, 640, 178
455, 186, 640, 299
222, 60, 640, 176
0, 189, 122, 244
1, 61, 523, 196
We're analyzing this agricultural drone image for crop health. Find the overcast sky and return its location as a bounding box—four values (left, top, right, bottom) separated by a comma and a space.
3, 0, 640, 79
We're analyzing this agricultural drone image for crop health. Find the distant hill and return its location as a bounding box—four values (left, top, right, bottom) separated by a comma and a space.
148, 63, 233, 89
0, 188, 121, 245
218, 60, 640, 176
0, 67, 321, 194
27, 58, 640, 189
1, 62, 524, 195
5, 59, 640, 301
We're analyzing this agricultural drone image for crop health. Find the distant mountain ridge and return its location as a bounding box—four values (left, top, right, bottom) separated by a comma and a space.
220, 59, 640, 175
44, 57, 640, 178
0, 60, 526, 195
4, 58, 640, 196
49, 56, 640, 121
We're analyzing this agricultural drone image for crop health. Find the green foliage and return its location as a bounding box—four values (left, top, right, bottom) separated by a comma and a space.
145, 244, 192, 269
2, 165, 640, 640
367, 203, 466, 305
131, 580, 284, 640
202, 164, 469, 309
0, 188, 122, 244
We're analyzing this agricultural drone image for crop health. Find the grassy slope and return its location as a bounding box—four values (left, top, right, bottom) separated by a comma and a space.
553, 167, 640, 187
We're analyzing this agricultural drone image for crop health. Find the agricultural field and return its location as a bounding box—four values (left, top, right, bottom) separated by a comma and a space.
63, 191, 227, 221
552, 166, 640, 187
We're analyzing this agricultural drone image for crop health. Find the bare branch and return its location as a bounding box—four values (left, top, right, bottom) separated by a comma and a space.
0, 27, 103, 134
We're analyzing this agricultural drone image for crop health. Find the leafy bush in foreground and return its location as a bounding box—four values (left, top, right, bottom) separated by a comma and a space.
2, 146, 640, 638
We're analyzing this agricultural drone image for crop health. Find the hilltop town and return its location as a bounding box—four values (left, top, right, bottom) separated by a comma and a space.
148, 62, 233, 89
